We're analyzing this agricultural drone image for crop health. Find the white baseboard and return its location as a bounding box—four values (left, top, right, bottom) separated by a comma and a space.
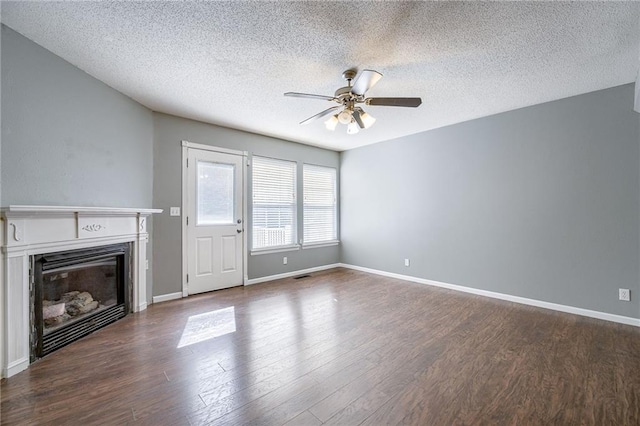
246, 263, 341, 285
131, 302, 148, 312
3, 357, 29, 378
338, 263, 640, 327
152, 292, 183, 304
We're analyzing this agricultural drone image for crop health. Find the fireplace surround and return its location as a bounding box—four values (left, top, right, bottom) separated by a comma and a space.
1, 205, 161, 378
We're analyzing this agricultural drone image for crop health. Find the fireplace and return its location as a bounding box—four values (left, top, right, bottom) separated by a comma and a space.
31, 243, 131, 360
1, 205, 161, 378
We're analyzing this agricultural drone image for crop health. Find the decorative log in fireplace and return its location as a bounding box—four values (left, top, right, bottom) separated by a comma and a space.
30, 243, 131, 360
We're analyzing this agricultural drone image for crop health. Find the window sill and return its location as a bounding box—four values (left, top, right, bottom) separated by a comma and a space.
302, 240, 340, 249
251, 245, 300, 256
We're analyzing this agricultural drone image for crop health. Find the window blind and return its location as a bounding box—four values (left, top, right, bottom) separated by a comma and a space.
303, 164, 337, 244
252, 156, 297, 250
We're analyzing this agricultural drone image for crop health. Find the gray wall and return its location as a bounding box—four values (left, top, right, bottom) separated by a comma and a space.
1, 26, 153, 207
341, 84, 640, 319
153, 113, 340, 296
635, 79, 639, 113
1, 26, 155, 300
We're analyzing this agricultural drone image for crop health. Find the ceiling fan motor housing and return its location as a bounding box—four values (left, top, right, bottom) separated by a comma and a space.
334, 88, 364, 107
334, 86, 353, 98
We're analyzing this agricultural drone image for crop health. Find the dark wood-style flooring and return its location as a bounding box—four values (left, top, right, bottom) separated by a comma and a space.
2, 268, 640, 425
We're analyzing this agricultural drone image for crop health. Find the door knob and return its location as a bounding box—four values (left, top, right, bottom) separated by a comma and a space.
237, 219, 242, 224
237, 229, 242, 233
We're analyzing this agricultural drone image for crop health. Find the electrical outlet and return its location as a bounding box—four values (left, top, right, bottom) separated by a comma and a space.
145, 260, 149, 270
619, 288, 630, 301
170, 207, 181, 216
404, 259, 410, 267
283, 257, 287, 265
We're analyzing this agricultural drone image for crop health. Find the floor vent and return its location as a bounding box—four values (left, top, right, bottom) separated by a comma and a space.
294, 274, 311, 280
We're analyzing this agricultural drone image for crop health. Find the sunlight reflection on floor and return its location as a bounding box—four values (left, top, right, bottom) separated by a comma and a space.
177, 306, 236, 348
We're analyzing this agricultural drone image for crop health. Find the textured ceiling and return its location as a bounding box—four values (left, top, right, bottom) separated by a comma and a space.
2, 2, 639, 151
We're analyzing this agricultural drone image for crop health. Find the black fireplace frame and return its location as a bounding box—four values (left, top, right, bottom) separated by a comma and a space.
30, 243, 131, 361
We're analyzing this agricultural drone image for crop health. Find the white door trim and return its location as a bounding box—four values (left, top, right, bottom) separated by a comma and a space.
181, 143, 248, 297
242, 154, 249, 285
181, 144, 188, 297
181, 140, 246, 157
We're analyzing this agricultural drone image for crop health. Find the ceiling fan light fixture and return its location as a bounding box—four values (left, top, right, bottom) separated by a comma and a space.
337, 109, 353, 125
359, 110, 376, 129
324, 114, 339, 131
347, 120, 360, 135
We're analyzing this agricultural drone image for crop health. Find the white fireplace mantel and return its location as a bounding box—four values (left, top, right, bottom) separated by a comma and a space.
1, 205, 162, 378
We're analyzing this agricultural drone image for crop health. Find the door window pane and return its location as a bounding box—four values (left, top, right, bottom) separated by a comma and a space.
197, 161, 235, 225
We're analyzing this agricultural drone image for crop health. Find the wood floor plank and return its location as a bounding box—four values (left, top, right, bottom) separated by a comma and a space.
282, 409, 322, 426
2, 268, 639, 425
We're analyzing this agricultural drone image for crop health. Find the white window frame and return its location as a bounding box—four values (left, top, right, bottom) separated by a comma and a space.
303, 163, 339, 248
251, 155, 299, 254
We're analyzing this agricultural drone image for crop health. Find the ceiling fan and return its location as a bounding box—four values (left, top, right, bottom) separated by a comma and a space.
284, 69, 422, 134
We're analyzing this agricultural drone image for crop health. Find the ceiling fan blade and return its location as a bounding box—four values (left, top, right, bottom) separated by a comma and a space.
365, 97, 422, 107
284, 92, 336, 101
299, 106, 341, 125
350, 70, 383, 96
352, 110, 365, 129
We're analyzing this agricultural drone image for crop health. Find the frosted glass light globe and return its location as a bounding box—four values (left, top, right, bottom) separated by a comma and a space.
347, 120, 360, 134
337, 110, 352, 124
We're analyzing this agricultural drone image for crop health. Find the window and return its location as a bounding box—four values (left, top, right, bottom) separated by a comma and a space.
252, 156, 297, 250
303, 164, 337, 245
197, 161, 235, 225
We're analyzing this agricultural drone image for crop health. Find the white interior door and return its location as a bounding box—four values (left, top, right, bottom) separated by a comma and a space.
187, 148, 244, 294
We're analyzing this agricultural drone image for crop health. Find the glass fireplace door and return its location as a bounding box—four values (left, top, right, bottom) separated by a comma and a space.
32, 243, 130, 359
